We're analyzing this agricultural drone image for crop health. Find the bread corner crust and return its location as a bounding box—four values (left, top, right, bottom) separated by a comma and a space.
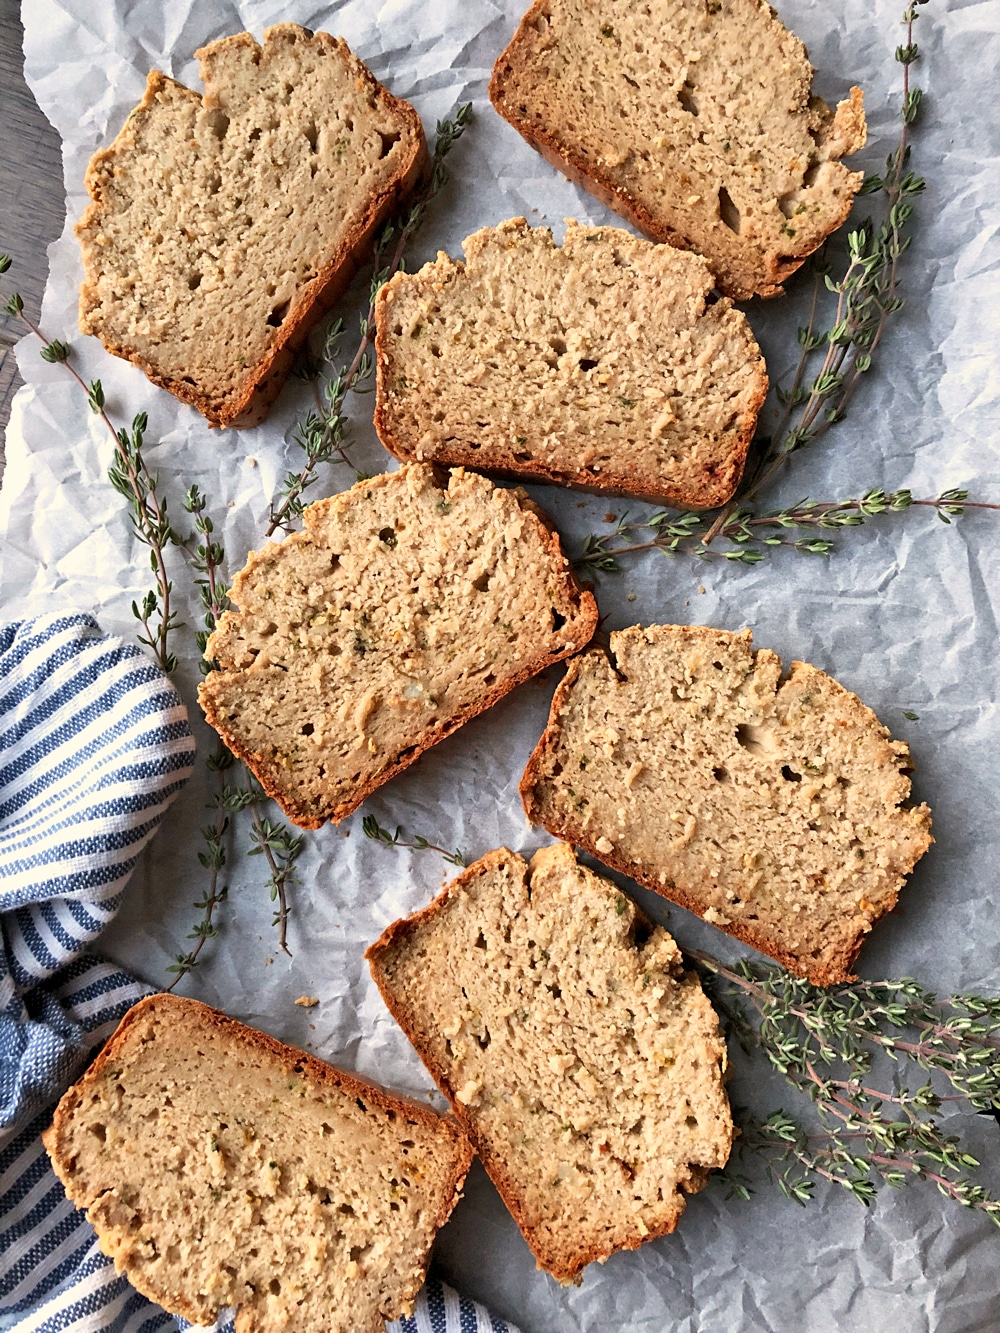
77, 36, 429, 429
489, 8, 865, 301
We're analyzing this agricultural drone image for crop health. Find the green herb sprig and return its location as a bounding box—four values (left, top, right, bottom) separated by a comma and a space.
576, 489, 997, 570
693, 950, 1000, 1222
267, 104, 473, 535
362, 813, 465, 867
1, 268, 183, 672
165, 746, 236, 990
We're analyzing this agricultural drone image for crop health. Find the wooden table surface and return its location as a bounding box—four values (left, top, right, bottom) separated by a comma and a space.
0, 0, 67, 471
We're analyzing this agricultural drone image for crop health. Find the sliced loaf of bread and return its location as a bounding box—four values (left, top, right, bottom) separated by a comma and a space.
42, 994, 473, 1333
490, 0, 866, 299
374, 218, 767, 508
77, 24, 426, 427
366, 842, 733, 1283
199, 464, 597, 828
520, 625, 933, 985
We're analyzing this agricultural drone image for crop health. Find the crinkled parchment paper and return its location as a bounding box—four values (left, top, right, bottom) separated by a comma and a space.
3, 0, 1000, 1328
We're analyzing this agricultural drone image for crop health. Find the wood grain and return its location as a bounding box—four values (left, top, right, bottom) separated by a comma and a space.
0, 0, 67, 468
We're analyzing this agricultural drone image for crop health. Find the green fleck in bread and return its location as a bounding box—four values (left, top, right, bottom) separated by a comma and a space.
199, 464, 598, 828
367, 842, 733, 1283
490, 0, 866, 299
375, 218, 767, 508
77, 24, 426, 426
43, 994, 473, 1333
520, 625, 933, 985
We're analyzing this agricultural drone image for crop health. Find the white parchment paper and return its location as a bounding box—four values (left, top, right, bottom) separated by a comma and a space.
3, 0, 1000, 1328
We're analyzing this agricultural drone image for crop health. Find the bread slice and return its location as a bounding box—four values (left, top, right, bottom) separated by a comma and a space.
520, 625, 933, 986
490, 0, 866, 299
366, 842, 733, 1283
42, 994, 473, 1333
199, 464, 597, 828
374, 218, 767, 508
77, 24, 426, 427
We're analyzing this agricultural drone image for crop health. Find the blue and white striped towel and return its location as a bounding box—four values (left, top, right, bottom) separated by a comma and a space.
0, 614, 518, 1333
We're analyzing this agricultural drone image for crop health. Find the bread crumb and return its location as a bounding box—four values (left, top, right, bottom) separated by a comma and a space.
595, 835, 615, 854
295, 996, 319, 1008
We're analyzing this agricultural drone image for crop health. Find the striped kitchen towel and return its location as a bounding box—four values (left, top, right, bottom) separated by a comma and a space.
0, 614, 517, 1333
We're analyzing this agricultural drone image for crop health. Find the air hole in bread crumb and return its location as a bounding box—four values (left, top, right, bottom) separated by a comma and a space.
188, 273, 202, 290
267, 301, 290, 328
579, 358, 599, 371
781, 766, 802, 783
269, 1278, 281, 1296
88, 1123, 107, 1142
472, 572, 490, 592
476, 1030, 491, 1050
712, 766, 728, 782
718, 187, 741, 234
208, 110, 229, 139
378, 526, 397, 546
300, 723, 314, 736
552, 609, 567, 631
677, 84, 699, 115
378, 130, 400, 159
475, 931, 487, 949
303, 120, 318, 152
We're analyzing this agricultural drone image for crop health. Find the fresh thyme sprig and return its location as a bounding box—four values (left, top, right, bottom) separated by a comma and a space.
247, 792, 304, 955
1, 262, 183, 671
692, 950, 1000, 1222
575, 488, 995, 570
165, 746, 236, 990
267, 103, 473, 535
362, 813, 465, 867
183, 484, 230, 673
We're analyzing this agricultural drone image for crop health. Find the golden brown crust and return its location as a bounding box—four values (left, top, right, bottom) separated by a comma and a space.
366, 851, 724, 1281
76, 26, 428, 428
44, 994, 473, 1327
197, 467, 598, 829
489, 2, 864, 301
519, 631, 932, 987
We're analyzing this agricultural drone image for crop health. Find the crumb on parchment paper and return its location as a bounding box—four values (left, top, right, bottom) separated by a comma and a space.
295, 995, 319, 1008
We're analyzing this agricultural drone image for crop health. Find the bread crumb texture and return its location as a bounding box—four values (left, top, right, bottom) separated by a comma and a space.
375, 218, 767, 508
199, 464, 597, 828
490, 0, 866, 298
77, 24, 426, 426
42, 995, 473, 1333
367, 843, 732, 1282
520, 625, 933, 986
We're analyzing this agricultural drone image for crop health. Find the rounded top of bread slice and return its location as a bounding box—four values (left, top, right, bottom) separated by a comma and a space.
490, 0, 866, 298
43, 994, 472, 1333
199, 464, 597, 827
521, 624, 933, 985
77, 23, 426, 426
375, 217, 767, 508
367, 842, 733, 1282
